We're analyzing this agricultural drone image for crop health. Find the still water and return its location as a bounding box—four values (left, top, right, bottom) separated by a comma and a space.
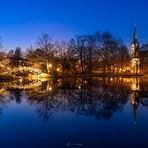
0, 77, 148, 148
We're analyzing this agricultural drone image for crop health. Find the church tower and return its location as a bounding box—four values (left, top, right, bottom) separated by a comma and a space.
131, 26, 140, 74
131, 26, 139, 57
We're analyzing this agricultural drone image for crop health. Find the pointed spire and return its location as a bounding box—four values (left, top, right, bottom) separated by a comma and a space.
133, 25, 137, 40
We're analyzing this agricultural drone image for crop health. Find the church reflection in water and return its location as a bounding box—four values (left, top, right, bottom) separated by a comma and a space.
131, 78, 148, 123
0, 77, 148, 122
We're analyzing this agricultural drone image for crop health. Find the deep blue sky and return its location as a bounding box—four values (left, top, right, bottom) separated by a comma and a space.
0, 0, 147, 49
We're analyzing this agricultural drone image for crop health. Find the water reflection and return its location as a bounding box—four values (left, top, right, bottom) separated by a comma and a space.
131, 78, 148, 123
0, 77, 148, 122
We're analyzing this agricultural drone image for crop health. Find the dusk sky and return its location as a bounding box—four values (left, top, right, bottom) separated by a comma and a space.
0, 0, 148, 49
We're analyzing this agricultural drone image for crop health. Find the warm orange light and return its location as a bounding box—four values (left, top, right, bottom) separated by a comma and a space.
49, 87, 52, 91
57, 68, 60, 72
49, 64, 52, 68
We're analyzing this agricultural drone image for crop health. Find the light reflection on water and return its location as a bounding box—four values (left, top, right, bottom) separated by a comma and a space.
0, 77, 148, 148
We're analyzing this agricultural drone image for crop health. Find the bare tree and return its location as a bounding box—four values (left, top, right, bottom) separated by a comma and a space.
26, 34, 56, 73
69, 35, 87, 73
37, 33, 55, 73
9, 47, 22, 67
0, 38, 10, 72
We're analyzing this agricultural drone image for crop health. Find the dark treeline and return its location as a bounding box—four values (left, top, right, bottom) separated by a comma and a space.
0, 31, 130, 74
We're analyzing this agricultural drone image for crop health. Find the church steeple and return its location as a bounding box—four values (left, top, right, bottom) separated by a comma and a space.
131, 26, 139, 58
133, 25, 137, 41
131, 26, 140, 74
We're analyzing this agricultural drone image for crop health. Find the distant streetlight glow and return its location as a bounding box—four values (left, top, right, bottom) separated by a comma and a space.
49, 87, 52, 91
49, 64, 52, 68
57, 68, 60, 72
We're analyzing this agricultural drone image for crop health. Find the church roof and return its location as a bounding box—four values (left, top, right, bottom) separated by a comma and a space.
139, 44, 148, 52
139, 51, 148, 58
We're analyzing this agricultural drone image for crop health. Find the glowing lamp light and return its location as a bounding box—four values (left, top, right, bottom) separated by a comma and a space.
57, 68, 60, 72
49, 87, 52, 91
49, 64, 52, 68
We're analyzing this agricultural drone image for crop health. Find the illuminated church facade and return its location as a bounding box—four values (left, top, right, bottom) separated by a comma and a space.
131, 26, 148, 74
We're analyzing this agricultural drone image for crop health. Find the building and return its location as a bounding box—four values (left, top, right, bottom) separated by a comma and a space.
131, 26, 148, 74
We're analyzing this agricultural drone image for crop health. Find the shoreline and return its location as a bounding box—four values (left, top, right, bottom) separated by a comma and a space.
53, 73, 144, 78
0, 73, 144, 81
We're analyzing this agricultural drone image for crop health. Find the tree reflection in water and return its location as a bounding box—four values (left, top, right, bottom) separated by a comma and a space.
25, 77, 137, 121
0, 77, 148, 121
0, 85, 11, 119
9, 88, 23, 104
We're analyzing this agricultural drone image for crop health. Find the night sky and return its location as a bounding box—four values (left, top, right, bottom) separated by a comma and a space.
0, 0, 147, 49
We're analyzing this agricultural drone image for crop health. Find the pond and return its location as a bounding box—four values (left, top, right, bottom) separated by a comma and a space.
0, 77, 148, 148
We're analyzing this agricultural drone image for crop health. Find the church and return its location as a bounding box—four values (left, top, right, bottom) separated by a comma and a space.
131, 26, 148, 74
